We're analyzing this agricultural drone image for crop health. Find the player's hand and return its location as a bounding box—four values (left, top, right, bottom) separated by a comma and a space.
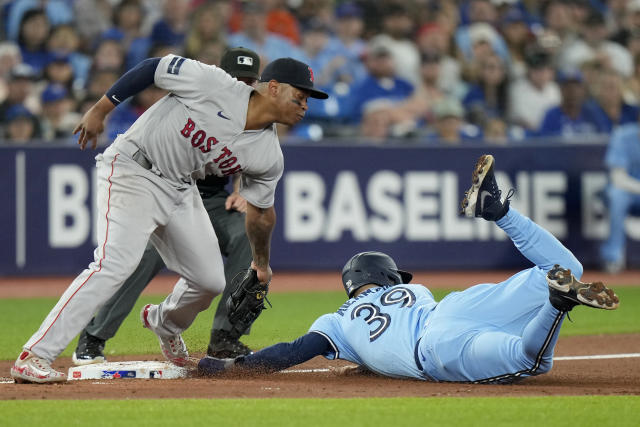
74, 110, 105, 150
73, 95, 114, 150
251, 260, 272, 285
225, 192, 247, 213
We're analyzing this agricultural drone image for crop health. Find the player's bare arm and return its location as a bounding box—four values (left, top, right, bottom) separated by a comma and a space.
74, 57, 161, 150
246, 203, 275, 284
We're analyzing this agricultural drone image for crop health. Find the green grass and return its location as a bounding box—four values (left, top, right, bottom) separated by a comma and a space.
1, 287, 638, 361
1, 396, 639, 427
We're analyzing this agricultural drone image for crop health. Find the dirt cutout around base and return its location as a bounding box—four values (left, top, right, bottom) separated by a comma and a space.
2, 334, 639, 400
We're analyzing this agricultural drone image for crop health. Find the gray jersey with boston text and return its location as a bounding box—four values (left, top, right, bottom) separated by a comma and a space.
117, 54, 284, 208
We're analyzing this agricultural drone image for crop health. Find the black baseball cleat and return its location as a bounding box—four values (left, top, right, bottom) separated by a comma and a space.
461, 154, 513, 221
207, 330, 252, 358
546, 265, 620, 311
72, 331, 106, 365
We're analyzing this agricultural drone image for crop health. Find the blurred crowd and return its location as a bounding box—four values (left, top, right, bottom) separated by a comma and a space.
1, 0, 640, 145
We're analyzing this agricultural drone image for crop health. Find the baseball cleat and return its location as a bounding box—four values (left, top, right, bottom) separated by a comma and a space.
547, 265, 619, 311
11, 350, 67, 384
72, 330, 106, 366
141, 304, 189, 367
198, 356, 235, 376
208, 330, 252, 358
461, 154, 512, 221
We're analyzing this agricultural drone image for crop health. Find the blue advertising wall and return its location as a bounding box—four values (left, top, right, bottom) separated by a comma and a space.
2, 143, 638, 276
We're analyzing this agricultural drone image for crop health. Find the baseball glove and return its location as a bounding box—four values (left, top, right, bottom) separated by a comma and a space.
224, 268, 271, 340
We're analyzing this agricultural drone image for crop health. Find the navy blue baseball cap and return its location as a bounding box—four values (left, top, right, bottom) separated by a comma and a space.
5, 104, 34, 121
260, 57, 329, 99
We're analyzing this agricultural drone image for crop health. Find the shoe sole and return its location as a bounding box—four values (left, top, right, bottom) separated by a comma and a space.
547, 265, 620, 310
72, 352, 106, 366
11, 367, 66, 384
461, 154, 494, 218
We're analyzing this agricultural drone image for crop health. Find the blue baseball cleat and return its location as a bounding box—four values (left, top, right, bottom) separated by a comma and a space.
461, 154, 513, 221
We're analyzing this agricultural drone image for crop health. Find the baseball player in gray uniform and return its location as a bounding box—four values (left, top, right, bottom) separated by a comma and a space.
11, 53, 328, 383
72, 47, 264, 366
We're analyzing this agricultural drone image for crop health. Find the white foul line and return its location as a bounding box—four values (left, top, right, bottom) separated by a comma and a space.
553, 353, 640, 361
283, 368, 331, 374
282, 353, 640, 374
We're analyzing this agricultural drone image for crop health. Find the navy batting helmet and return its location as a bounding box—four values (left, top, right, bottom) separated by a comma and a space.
341, 251, 413, 298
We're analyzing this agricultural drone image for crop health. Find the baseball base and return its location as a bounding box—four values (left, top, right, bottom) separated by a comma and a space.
68, 361, 189, 380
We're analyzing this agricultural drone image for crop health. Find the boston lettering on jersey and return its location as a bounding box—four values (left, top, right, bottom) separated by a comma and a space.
180, 118, 242, 176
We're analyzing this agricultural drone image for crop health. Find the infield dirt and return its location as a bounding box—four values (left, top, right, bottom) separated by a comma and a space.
1, 272, 639, 400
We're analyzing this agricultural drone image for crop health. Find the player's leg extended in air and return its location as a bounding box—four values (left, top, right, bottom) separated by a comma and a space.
419, 155, 619, 383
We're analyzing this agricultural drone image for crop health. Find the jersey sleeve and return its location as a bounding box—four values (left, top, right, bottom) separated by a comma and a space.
239, 152, 284, 208
154, 54, 234, 101
308, 314, 342, 360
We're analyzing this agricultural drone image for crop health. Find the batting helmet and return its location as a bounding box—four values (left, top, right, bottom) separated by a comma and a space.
341, 251, 413, 298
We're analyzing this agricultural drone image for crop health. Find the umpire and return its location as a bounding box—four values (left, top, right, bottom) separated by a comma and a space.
73, 47, 261, 364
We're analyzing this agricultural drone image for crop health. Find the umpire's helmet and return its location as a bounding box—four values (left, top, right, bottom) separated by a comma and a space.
341, 251, 413, 298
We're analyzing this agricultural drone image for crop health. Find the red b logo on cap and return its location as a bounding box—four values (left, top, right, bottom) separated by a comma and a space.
308, 67, 314, 83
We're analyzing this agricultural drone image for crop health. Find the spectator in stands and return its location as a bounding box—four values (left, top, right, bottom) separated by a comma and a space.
102, 0, 151, 70
227, 2, 303, 63
559, 12, 632, 80
73, 0, 113, 42
483, 114, 508, 144
379, 3, 421, 88
498, 7, 533, 79
0, 64, 38, 121
329, 2, 367, 85
415, 22, 465, 99
183, 2, 226, 60
5, 0, 73, 42
39, 83, 80, 142
508, 48, 560, 132
298, 20, 339, 88
264, 0, 301, 45
193, 40, 226, 66
343, 35, 414, 123
0, 42, 22, 101
43, 53, 75, 91
359, 99, 394, 142
588, 71, 640, 133
17, 8, 52, 74
610, 0, 640, 47
426, 97, 480, 145
150, 0, 190, 48
627, 52, 640, 105
92, 39, 126, 74
456, 1, 510, 64
385, 50, 447, 134
2, 104, 40, 143
537, 70, 606, 139
463, 52, 509, 129
46, 24, 91, 89
600, 122, 640, 274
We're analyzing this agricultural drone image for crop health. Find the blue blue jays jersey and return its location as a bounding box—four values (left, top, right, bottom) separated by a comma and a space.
309, 284, 437, 379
